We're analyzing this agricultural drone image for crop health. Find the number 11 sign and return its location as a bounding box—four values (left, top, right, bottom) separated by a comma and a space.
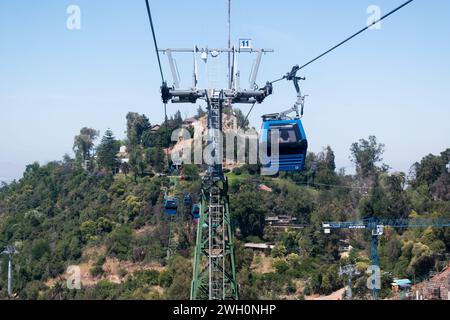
239, 39, 252, 49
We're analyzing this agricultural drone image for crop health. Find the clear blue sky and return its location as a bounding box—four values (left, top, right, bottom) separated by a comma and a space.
1, 0, 449, 182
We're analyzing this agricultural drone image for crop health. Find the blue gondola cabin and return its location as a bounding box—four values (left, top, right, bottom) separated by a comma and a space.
260, 117, 308, 173
191, 204, 200, 220
164, 198, 178, 215
184, 194, 192, 206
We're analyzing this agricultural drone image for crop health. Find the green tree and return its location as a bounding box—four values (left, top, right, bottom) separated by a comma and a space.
411, 149, 450, 200
272, 259, 289, 274
80, 220, 98, 242
126, 112, 151, 147
320, 265, 339, 295
173, 110, 183, 127
107, 226, 132, 260
196, 106, 206, 118
358, 176, 389, 218
130, 148, 146, 181
287, 253, 301, 268
97, 129, 120, 173
73, 127, 99, 161
384, 173, 409, 218
165, 255, 192, 299
182, 164, 199, 180
146, 147, 166, 173
31, 239, 50, 260
350, 136, 385, 178
230, 187, 268, 238
233, 108, 249, 129
271, 242, 287, 258
324, 145, 336, 172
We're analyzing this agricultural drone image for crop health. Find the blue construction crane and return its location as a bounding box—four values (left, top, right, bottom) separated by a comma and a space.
323, 216, 450, 299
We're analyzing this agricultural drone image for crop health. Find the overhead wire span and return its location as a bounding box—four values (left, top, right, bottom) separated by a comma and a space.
144, 0, 170, 170
291, 181, 370, 190
144, 0, 165, 83
243, 102, 256, 128
297, 0, 414, 71
144, 0, 168, 124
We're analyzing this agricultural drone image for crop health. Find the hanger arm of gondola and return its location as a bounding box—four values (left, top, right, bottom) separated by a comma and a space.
264, 65, 307, 120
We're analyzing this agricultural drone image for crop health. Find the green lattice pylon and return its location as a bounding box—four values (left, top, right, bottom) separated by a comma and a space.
191, 176, 238, 300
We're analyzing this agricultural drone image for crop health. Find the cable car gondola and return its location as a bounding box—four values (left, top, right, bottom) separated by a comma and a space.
260, 65, 308, 173
184, 194, 192, 206
191, 204, 200, 220
164, 197, 178, 215
261, 116, 307, 172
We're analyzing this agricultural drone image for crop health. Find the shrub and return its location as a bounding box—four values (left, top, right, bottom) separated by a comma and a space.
90, 265, 104, 278
232, 167, 242, 175
272, 259, 289, 274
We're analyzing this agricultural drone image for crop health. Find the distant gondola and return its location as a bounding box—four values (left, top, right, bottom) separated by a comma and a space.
191, 204, 200, 220
164, 197, 178, 215
184, 194, 192, 206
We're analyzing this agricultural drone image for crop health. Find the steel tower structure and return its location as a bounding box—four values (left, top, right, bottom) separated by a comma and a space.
339, 264, 360, 299
2, 246, 18, 298
158, 47, 273, 299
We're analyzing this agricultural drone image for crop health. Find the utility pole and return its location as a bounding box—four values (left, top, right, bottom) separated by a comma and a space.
2, 246, 18, 299
159, 46, 273, 300
339, 264, 360, 299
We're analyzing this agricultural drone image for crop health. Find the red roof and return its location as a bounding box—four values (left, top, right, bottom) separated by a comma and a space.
258, 184, 273, 192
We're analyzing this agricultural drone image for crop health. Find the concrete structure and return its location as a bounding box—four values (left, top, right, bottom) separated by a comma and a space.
266, 215, 306, 230
244, 243, 275, 252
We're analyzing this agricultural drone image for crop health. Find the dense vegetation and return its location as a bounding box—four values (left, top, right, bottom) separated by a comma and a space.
0, 111, 449, 300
